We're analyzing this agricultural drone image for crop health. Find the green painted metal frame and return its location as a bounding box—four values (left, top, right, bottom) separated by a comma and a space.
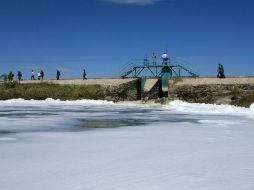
121, 64, 198, 78
120, 57, 198, 97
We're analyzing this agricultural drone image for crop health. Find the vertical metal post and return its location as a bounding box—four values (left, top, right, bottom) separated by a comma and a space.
152, 53, 157, 66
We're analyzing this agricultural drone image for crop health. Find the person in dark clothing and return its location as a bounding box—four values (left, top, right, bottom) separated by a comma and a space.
40, 70, 44, 81
83, 69, 87, 80
17, 71, 22, 81
8, 72, 14, 81
217, 64, 221, 78
220, 64, 225, 78
56, 70, 61, 80
217, 64, 226, 78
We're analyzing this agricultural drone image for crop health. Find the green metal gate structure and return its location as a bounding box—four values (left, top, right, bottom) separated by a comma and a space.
120, 53, 198, 79
120, 52, 198, 96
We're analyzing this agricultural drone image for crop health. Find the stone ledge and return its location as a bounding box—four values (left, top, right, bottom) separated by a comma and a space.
174, 77, 254, 86
20, 78, 138, 87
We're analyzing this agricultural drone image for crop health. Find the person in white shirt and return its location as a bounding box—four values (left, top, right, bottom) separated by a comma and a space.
37, 72, 41, 80
31, 70, 35, 80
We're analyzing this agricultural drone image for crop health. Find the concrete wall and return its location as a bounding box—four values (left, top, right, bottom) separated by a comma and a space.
141, 78, 160, 100
21, 78, 137, 87
104, 79, 140, 101
169, 77, 254, 107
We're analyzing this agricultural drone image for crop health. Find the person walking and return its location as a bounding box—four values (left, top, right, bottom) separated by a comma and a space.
40, 70, 44, 81
83, 69, 87, 80
220, 64, 225, 78
31, 70, 35, 80
217, 64, 221, 78
56, 70, 61, 80
17, 71, 22, 81
37, 71, 41, 80
217, 64, 226, 78
8, 71, 14, 81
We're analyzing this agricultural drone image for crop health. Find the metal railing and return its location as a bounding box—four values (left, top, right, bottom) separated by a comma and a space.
120, 59, 199, 78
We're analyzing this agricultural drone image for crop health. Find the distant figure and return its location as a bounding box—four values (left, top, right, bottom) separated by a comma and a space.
37, 71, 41, 80
31, 70, 35, 80
152, 52, 157, 66
40, 70, 44, 81
220, 64, 225, 78
8, 72, 14, 81
83, 69, 87, 80
56, 70, 61, 80
17, 71, 22, 81
217, 64, 226, 78
217, 64, 221, 78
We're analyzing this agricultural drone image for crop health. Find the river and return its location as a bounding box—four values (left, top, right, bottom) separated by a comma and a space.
0, 99, 254, 190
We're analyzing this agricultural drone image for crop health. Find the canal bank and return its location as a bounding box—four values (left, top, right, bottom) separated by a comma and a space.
1, 77, 254, 107
168, 77, 254, 107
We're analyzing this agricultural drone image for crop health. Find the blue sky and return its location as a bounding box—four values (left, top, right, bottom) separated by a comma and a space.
0, 0, 253, 78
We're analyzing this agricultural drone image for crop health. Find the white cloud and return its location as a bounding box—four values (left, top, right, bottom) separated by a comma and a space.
101, 0, 164, 6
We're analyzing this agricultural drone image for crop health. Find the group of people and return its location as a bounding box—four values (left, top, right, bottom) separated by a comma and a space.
30, 69, 87, 80
4, 69, 87, 81
4, 65, 226, 81
55, 69, 87, 80
217, 64, 226, 78
30, 70, 44, 81
6, 71, 22, 81
6, 70, 44, 82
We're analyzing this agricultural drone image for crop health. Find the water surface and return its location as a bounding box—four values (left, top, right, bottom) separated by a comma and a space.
0, 99, 254, 190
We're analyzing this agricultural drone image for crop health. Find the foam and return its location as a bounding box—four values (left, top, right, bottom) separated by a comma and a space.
0, 98, 114, 106
0, 137, 15, 141
0, 99, 254, 190
250, 103, 254, 113
0, 98, 253, 116
167, 100, 253, 116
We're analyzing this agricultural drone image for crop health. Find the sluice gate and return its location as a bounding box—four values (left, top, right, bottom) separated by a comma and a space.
120, 52, 198, 99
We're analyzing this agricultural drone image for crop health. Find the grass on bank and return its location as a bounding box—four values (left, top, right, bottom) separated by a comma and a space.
172, 76, 183, 85
0, 82, 105, 100
230, 85, 254, 107
234, 90, 254, 107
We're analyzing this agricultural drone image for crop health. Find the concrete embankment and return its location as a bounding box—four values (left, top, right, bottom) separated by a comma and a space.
21, 78, 137, 87
2, 77, 254, 106
169, 77, 254, 107
20, 78, 140, 101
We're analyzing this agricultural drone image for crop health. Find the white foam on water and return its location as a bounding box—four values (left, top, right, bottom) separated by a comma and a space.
197, 119, 236, 126
250, 103, 254, 113
167, 100, 254, 116
0, 99, 254, 190
0, 98, 114, 106
1, 121, 254, 190
1, 98, 253, 116
0, 137, 15, 141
